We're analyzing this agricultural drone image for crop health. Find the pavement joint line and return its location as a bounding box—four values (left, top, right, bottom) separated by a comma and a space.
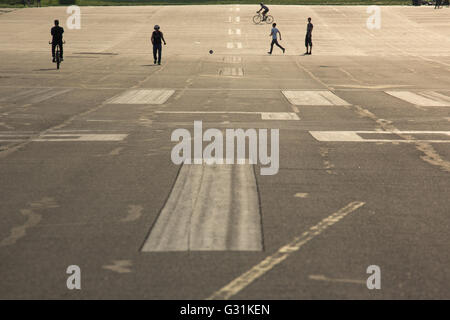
207, 201, 365, 300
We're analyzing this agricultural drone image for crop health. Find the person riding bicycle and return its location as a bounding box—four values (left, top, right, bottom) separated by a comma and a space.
257, 3, 269, 22
51, 20, 64, 62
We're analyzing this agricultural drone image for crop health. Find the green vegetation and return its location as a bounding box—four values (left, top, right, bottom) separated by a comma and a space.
0, 0, 414, 8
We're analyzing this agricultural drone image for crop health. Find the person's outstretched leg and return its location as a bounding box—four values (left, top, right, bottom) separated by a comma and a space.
275, 40, 285, 53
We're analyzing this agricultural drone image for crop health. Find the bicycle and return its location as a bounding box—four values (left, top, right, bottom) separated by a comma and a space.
49, 41, 65, 70
252, 12, 274, 24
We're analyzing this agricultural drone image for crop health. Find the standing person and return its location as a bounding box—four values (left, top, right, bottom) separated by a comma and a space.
37, 0, 41, 7
267, 23, 285, 55
51, 20, 64, 62
257, 3, 269, 22
151, 25, 166, 65
305, 17, 313, 55
434, 0, 441, 9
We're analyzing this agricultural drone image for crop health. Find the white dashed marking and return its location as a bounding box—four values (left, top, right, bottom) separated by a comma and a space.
385, 91, 450, 107
309, 131, 450, 142
282, 90, 351, 106
107, 89, 175, 104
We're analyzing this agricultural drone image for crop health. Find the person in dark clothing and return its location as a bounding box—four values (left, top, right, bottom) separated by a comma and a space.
435, 0, 441, 8
257, 3, 269, 21
305, 17, 313, 55
268, 23, 285, 55
51, 20, 64, 62
151, 25, 166, 65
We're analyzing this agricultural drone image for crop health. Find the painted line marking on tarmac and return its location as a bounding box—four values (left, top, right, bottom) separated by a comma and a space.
235, 17, 240, 23
0, 197, 59, 247
141, 163, 262, 252
294, 193, 309, 198
226, 42, 243, 49
282, 90, 351, 106
309, 131, 450, 143
385, 91, 450, 107
207, 201, 365, 300
223, 56, 242, 63
155, 111, 300, 120
261, 112, 300, 120
0, 133, 128, 142
107, 89, 175, 104
0, 88, 72, 104
309, 274, 366, 285
219, 67, 244, 76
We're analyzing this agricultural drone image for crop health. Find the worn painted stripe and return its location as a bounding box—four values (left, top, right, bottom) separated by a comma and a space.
0, 88, 72, 103
141, 163, 262, 252
107, 89, 175, 104
220, 67, 243, 76
0, 134, 127, 142
207, 201, 365, 300
282, 90, 351, 106
310, 131, 450, 142
155, 111, 299, 120
261, 112, 299, 120
385, 91, 450, 107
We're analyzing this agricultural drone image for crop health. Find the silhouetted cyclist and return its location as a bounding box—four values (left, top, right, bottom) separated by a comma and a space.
51, 20, 64, 62
151, 25, 166, 65
257, 3, 269, 22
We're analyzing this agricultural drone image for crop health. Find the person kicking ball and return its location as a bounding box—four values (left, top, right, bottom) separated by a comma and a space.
268, 23, 285, 55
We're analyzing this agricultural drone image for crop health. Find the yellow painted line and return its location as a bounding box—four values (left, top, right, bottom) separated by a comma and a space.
207, 201, 365, 300
294, 193, 309, 198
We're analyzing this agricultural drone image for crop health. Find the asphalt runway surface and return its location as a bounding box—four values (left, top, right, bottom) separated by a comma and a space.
0, 5, 449, 299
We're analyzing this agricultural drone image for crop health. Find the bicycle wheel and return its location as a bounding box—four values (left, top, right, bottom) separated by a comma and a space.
252, 14, 262, 24
265, 15, 274, 24
56, 53, 60, 69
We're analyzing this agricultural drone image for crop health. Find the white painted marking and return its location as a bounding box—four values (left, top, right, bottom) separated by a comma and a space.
236, 42, 242, 49
261, 112, 300, 120
236, 29, 241, 35
228, 29, 241, 35
385, 91, 450, 107
235, 17, 240, 23
227, 42, 234, 49
0, 198, 58, 247
31, 134, 128, 142
207, 202, 365, 300
282, 90, 351, 106
294, 193, 309, 198
141, 163, 262, 252
310, 131, 450, 142
228, 16, 232, 22
156, 111, 299, 120
309, 274, 366, 285
107, 89, 174, 104
0, 88, 72, 104
121, 205, 143, 222
224, 56, 242, 64
220, 67, 244, 77
103, 260, 132, 273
